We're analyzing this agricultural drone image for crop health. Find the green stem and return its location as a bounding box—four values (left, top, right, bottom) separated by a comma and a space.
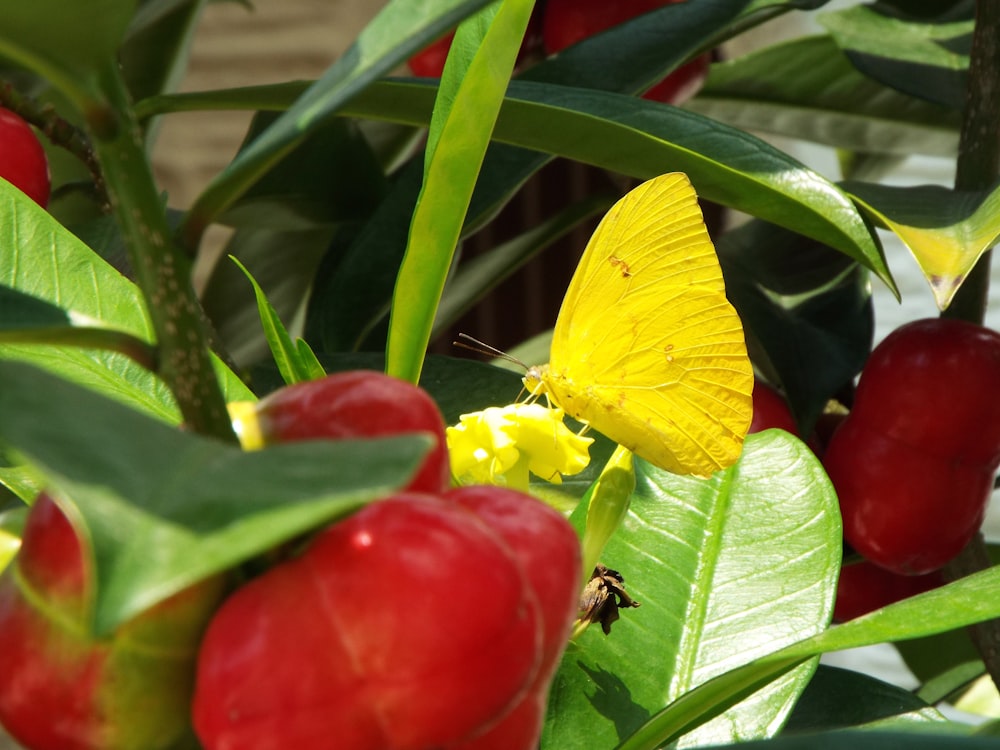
942, 0, 1000, 692
87, 63, 235, 443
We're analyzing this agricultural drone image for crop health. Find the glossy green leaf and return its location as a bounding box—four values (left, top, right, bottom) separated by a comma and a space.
180, 0, 497, 246
819, 5, 971, 109
687, 35, 960, 157
343, 79, 892, 291
0, 506, 24, 573
0, 179, 254, 418
691, 733, 999, 750
386, 0, 536, 384
0, 359, 431, 635
0, 0, 135, 113
544, 430, 841, 749
844, 180, 1000, 310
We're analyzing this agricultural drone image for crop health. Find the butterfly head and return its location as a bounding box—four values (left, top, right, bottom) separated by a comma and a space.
522, 364, 549, 398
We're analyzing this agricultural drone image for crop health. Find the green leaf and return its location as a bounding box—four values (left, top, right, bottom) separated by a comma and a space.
0, 0, 136, 113
544, 430, 841, 749
784, 665, 946, 733
344, 79, 893, 292
0, 359, 431, 635
687, 35, 960, 157
0, 179, 254, 418
386, 0, 536, 383
625, 565, 1000, 750
229, 255, 323, 386
180, 0, 497, 246
819, 5, 971, 110
717, 220, 874, 432
844, 180, 1000, 310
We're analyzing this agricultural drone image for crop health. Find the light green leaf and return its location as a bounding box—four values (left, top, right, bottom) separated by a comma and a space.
545, 430, 841, 749
386, 0, 535, 384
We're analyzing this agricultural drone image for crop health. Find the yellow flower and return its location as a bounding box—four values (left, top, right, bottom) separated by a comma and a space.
447, 403, 593, 490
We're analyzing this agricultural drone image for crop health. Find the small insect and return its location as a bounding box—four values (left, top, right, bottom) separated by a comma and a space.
577, 564, 641, 635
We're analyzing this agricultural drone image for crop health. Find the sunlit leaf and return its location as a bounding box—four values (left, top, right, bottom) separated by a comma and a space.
845, 180, 1000, 310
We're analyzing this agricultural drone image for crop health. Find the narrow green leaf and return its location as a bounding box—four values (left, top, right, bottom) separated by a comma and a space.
230, 255, 315, 385
344, 79, 893, 291
0, 359, 430, 635
386, 0, 536, 384
687, 35, 960, 157
844, 180, 1000, 310
180, 0, 496, 247
544, 430, 841, 749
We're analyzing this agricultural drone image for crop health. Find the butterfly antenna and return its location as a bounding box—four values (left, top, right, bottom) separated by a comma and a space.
453, 333, 529, 370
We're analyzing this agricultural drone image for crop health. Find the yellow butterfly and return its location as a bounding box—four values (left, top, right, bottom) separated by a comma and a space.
524, 172, 753, 476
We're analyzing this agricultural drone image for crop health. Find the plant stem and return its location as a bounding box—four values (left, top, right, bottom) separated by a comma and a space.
942, 0, 1000, 691
87, 63, 236, 443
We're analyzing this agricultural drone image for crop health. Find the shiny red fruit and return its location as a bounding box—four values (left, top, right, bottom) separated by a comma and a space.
446, 486, 581, 750
542, 0, 709, 105
822, 318, 1000, 575
833, 559, 943, 622
849, 318, 1000, 467
193, 493, 548, 750
0, 108, 50, 207
749, 380, 799, 436
244, 371, 451, 494
0, 495, 224, 750
824, 417, 994, 575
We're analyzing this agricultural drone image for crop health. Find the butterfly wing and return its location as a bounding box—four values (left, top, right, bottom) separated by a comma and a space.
543, 173, 752, 475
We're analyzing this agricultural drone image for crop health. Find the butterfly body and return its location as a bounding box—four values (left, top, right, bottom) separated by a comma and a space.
524, 173, 753, 476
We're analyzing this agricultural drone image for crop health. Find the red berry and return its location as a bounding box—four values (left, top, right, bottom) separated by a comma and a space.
833, 559, 943, 622
749, 380, 799, 436
542, 0, 709, 105
0, 495, 224, 750
446, 486, 581, 750
408, 32, 454, 77
822, 319, 1000, 575
0, 108, 51, 208
193, 493, 545, 750
245, 371, 451, 494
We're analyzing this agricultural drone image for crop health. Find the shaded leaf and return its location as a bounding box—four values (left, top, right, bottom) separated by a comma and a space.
819, 5, 971, 109
687, 35, 960, 157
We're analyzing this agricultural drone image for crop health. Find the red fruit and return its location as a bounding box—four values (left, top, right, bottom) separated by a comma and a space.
0, 494, 224, 750
542, 0, 710, 105
0, 107, 50, 207
409, 32, 454, 77
241, 371, 451, 494
849, 318, 1000, 467
833, 559, 943, 622
749, 380, 799, 436
446, 486, 581, 750
193, 493, 546, 750
822, 318, 1000, 575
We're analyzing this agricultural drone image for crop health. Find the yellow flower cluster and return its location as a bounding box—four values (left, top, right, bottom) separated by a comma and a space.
447, 403, 593, 491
